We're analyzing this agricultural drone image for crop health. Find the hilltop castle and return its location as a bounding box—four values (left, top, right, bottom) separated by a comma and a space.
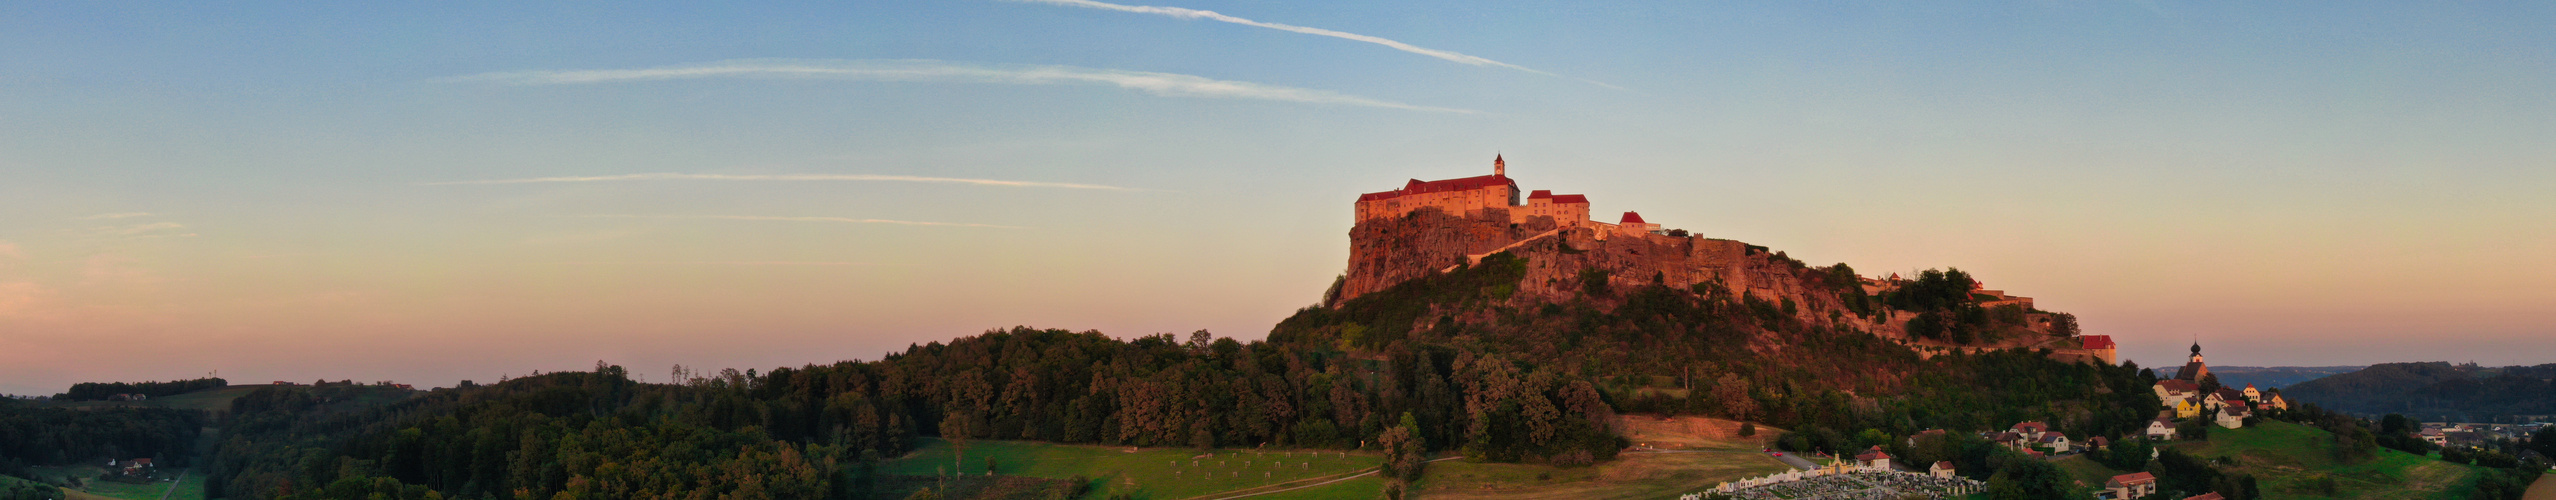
1354, 155, 1661, 239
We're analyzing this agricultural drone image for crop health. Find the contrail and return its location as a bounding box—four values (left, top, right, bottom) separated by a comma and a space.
1009, 0, 1620, 89
426, 172, 1137, 190
449, 59, 1479, 113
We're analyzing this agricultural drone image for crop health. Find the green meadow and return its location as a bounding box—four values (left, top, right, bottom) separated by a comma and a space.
880, 439, 1384, 500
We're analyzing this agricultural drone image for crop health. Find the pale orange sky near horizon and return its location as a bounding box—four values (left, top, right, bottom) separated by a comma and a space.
5, 1, 2553, 395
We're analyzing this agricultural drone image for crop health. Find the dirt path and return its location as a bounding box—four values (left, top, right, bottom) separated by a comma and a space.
2525, 472, 2556, 500
157, 469, 186, 500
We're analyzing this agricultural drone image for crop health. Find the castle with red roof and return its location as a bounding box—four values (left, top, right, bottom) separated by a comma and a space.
1355, 155, 1659, 238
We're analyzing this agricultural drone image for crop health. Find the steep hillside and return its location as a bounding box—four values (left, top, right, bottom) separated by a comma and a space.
1327, 208, 2074, 353
2284, 362, 2556, 420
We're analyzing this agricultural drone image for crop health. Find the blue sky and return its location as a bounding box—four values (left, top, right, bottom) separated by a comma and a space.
2, 1, 2552, 394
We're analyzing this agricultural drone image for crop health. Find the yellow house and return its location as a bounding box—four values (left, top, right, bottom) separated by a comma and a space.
2174, 397, 2203, 419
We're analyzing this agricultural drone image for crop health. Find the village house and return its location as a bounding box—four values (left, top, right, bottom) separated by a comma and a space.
2264, 391, 2290, 411
2148, 416, 2178, 440
1930, 461, 1957, 478
2154, 379, 2201, 406
2216, 406, 2250, 429
1991, 432, 2028, 450
2174, 397, 2204, 419
1855, 446, 1892, 470
2241, 384, 2262, 403
2040, 433, 2072, 454
2011, 421, 2050, 441
2086, 436, 2111, 451
2077, 335, 2118, 364
2107, 472, 2158, 499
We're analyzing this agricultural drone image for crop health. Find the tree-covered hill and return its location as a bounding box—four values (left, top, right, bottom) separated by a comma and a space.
187, 251, 2158, 499
2282, 362, 2556, 421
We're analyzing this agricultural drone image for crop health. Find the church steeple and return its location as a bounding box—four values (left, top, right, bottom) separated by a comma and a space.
1493, 154, 1505, 176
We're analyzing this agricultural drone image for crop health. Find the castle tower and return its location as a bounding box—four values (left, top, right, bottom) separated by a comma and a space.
1494, 154, 1505, 176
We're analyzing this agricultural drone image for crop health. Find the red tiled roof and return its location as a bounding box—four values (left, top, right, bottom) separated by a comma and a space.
2109, 472, 2156, 486
2079, 335, 2116, 350
2187, 493, 2225, 500
1528, 190, 1552, 199
1356, 174, 1518, 202
1932, 461, 1954, 470
2157, 380, 2199, 392
1550, 194, 1588, 204
2013, 422, 2048, 432
1620, 211, 1645, 224
1857, 450, 1891, 461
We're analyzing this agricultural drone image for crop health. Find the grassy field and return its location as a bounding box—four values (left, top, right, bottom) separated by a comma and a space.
2051, 454, 2131, 489
880, 439, 1384, 500
2169, 420, 2483, 500
24, 465, 184, 500
1414, 451, 1791, 500
1240, 474, 1386, 500
2526, 473, 2556, 500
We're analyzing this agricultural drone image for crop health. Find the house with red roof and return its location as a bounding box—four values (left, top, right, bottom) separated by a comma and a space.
1930, 461, 1956, 478
1854, 446, 1892, 470
2079, 335, 2118, 364
2107, 472, 2158, 499
2011, 421, 2051, 441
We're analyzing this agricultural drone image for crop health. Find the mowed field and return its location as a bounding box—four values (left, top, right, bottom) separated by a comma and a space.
23, 465, 187, 500
2525, 474, 2556, 500
1414, 415, 1793, 500
2165, 421, 2483, 500
879, 439, 1384, 500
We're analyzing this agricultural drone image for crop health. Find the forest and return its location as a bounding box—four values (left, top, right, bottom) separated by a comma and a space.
2281, 362, 2556, 421
0, 399, 206, 478
181, 252, 2171, 499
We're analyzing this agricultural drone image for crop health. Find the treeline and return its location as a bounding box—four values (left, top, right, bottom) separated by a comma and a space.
210, 371, 840, 500
0, 478, 62, 500
0, 400, 206, 476
207, 324, 1627, 499
55, 377, 228, 401
2282, 362, 2556, 421
199, 253, 2153, 499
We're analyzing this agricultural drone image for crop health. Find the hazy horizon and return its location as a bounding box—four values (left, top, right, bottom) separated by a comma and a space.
6, 1, 2553, 395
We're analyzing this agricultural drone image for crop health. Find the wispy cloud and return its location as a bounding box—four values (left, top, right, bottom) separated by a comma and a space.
574, 214, 1023, 229
90, 222, 193, 237
77, 212, 153, 220
426, 172, 1138, 190
1008, 0, 1619, 89
449, 59, 1477, 113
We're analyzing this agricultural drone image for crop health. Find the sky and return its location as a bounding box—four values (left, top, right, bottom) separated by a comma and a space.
3, 1, 2552, 395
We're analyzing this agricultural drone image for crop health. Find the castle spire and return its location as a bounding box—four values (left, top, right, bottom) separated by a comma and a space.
1494, 154, 1505, 176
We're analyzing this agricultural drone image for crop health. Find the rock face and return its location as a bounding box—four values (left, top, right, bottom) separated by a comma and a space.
1335, 208, 1885, 333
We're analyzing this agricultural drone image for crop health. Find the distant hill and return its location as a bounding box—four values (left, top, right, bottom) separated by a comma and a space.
2155, 365, 2365, 391
2279, 362, 2556, 421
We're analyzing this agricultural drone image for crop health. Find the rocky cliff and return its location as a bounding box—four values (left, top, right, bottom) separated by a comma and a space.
1330, 207, 2072, 349
1337, 208, 1876, 329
